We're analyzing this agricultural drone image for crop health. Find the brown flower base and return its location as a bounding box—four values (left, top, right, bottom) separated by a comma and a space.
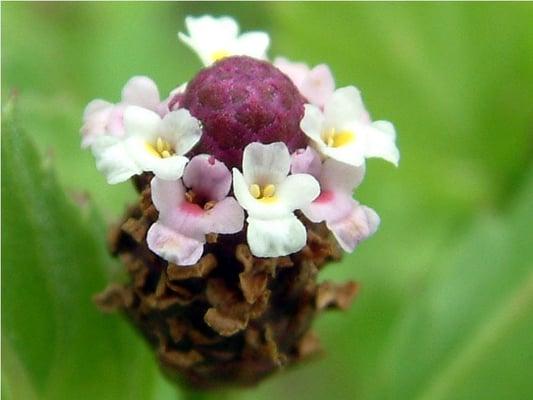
95, 177, 359, 390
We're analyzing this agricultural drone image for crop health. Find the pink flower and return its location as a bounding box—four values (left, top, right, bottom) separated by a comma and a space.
147, 155, 245, 266
81, 76, 182, 148
274, 57, 335, 108
291, 147, 380, 252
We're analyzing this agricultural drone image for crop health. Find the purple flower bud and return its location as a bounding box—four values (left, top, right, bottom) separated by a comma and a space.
181, 56, 308, 168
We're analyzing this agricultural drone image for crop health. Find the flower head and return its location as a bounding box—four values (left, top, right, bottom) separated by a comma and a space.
91, 106, 202, 184
300, 86, 400, 167
233, 142, 320, 257
291, 147, 380, 251
81, 76, 169, 148
179, 15, 270, 66
147, 155, 244, 265
89, 14, 399, 390
274, 57, 335, 108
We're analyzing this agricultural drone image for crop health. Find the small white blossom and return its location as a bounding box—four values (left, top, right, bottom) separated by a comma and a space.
178, 15, 270, 66
232, 142, 320, 258
91, 106, 202, 184
81, 76, 165, 148
300, 86, 400, 167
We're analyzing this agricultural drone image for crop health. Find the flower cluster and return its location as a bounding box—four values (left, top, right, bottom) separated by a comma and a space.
82, 15, 399, 266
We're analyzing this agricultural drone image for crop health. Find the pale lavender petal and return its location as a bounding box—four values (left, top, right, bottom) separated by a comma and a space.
167, 202, 209, 242
290, 146, 322, 179
183, 155, 232, 201
300, 64, 335, 108
150, 177, 186, 220
147, 222, 204, 266
273, 57, 309, 88
200, 197, 245, 234
320, 158, 365, 194
121, 76, 161, 110
328, 204, 380, 252
105, 104, 127, 137
302, 190, 354, 224
83, 99, 112, 120
81, 100, 113, 148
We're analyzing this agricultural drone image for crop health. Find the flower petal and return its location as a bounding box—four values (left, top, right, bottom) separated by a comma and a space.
150, 177, 186, 218
364, 120, 400, 166
105, 105, 127, 137
324, 86, 369, 127
123, 105, 161, 141
121, 76, 160, 110
82, 99, 112, 120
234, 31, 270, 60
328, 204, 380, 252
183, 155, 232, 201
179, 15, 239, 65
185, 15, 238, 41
247, 215, 307, 257
232, 168, 257, 212
274, 57, 309, 87
321, 142, 366, 167
320, 158, 365, 193
302, 190, 354, 224
276, 173, 320, 212
81, 100, 113, 148
300, 64, 335, 107
201, 197, 245, 234
159, 109, 202, 155
91, 135, 141, 184
147, 222, 204, 266
300, 104, 326, 146
290, 146, 322, 178
242, 142, 290, 185
146, 155, 189, 181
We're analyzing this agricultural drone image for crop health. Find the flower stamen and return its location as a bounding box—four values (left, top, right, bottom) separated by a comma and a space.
211, 49, 231, 62
146, 137, 175, 158
249, 183, 277, 203
250, 184, 261, 199
323, 128, 355, 148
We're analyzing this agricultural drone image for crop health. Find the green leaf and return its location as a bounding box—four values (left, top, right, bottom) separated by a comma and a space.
0, 104, 169, 399
370, 168, 533, 400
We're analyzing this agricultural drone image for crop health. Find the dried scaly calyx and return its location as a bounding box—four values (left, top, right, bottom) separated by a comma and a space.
95, 181, 358, 389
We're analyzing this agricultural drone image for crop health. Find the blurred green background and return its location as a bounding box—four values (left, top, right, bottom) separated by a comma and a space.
2, 2, 533, 400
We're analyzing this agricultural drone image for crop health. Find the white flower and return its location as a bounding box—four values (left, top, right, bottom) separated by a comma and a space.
232, 142, 320, 258
274, 57, 335, 108
178, 15, 270, 66
300, 86, 400, 167
81, 76, 164, 148
91, 106, 202, 184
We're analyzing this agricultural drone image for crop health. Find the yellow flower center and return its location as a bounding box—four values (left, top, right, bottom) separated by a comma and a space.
145, 137, 175, 158
211, 49, 231, 62
323, 128, 356, 148
249, 183, 277, 203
